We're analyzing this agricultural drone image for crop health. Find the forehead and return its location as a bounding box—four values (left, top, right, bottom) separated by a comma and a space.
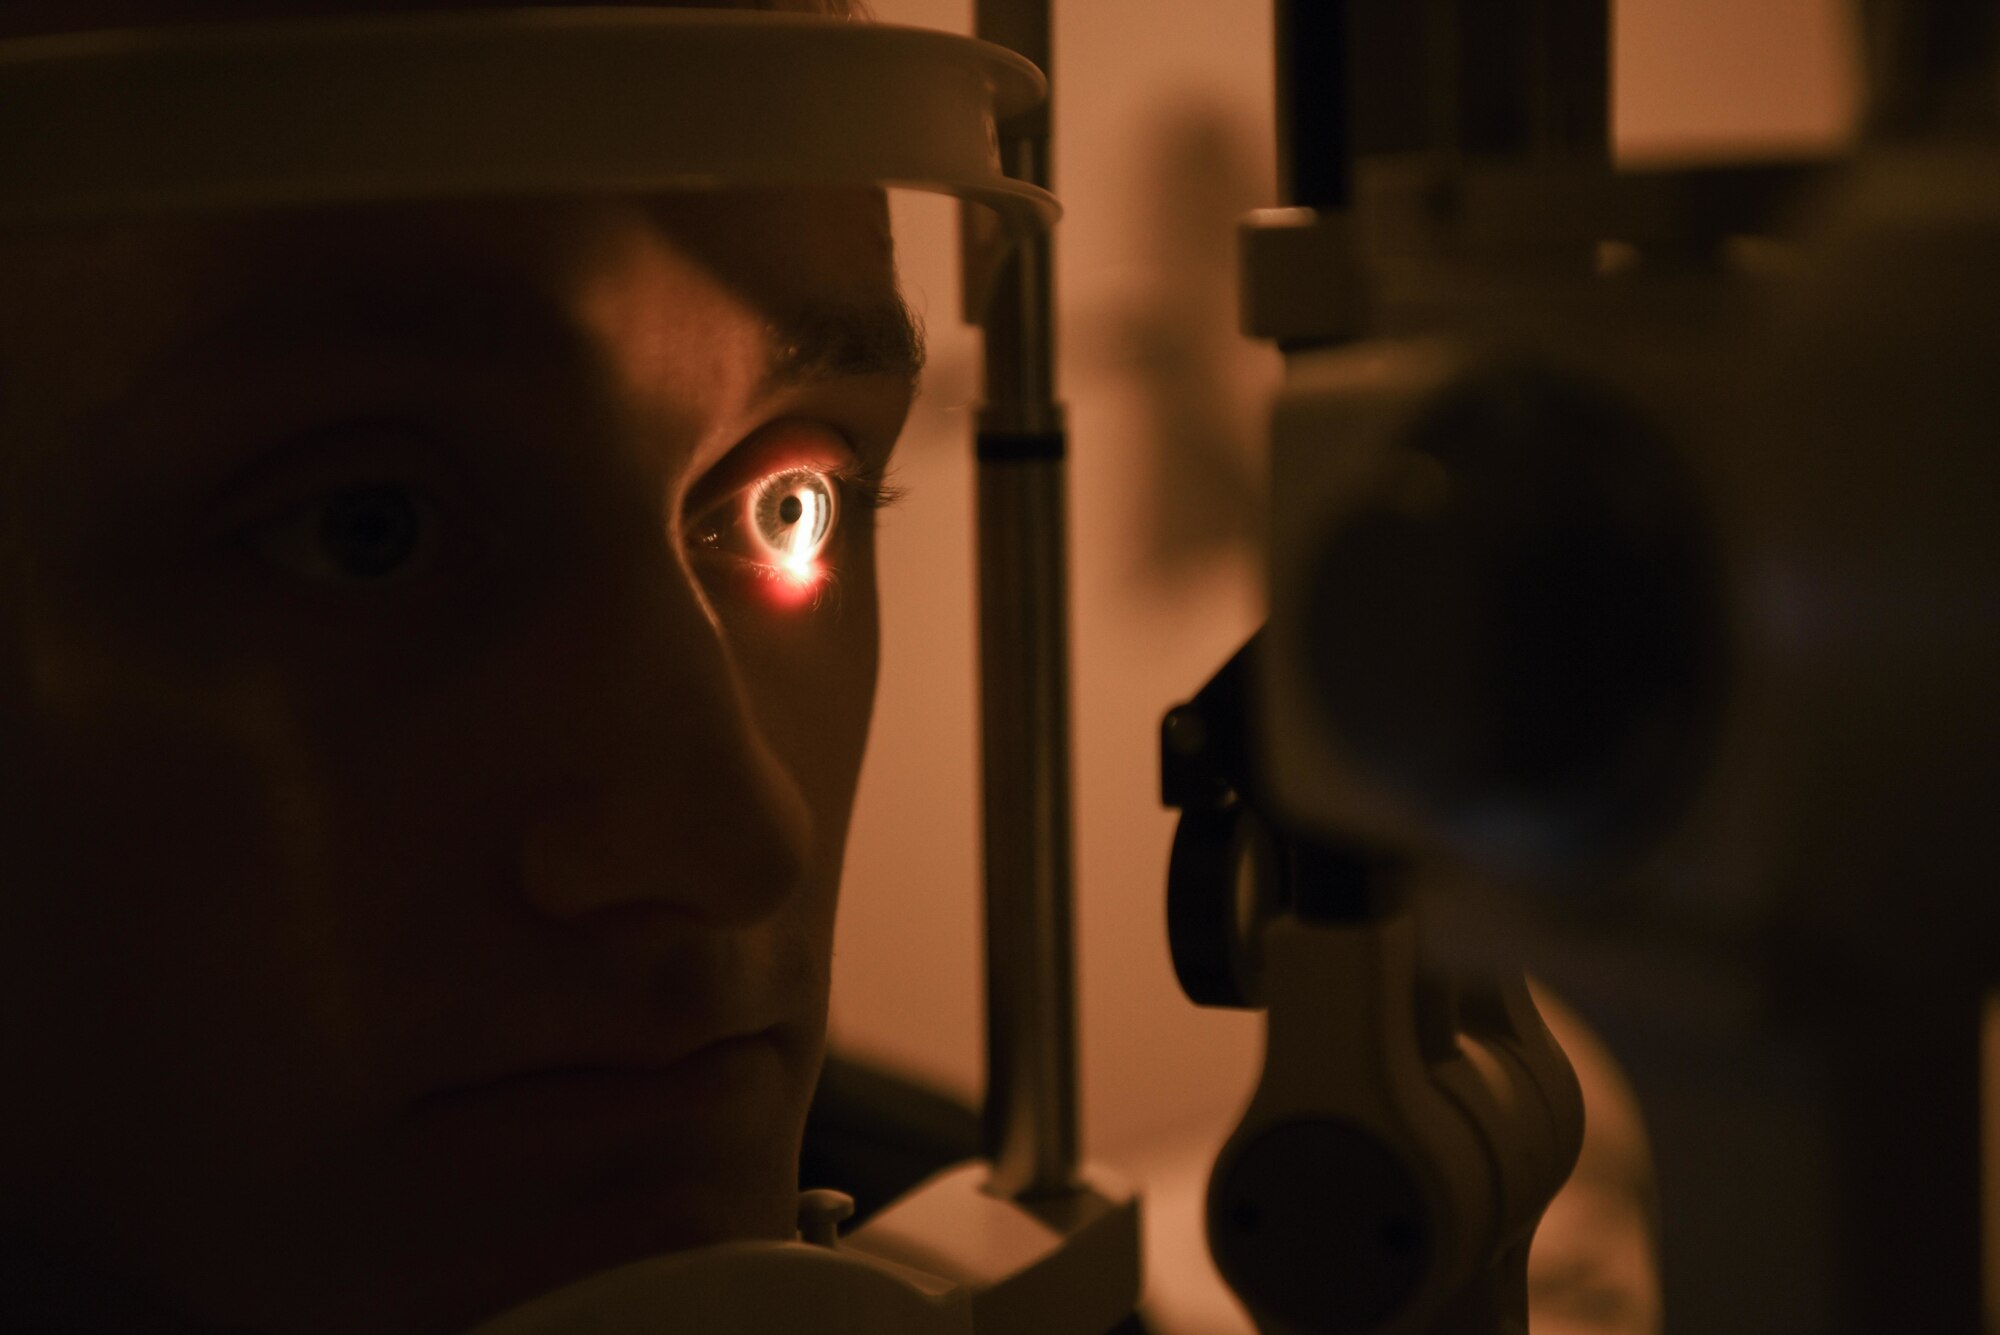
165, 188, 904, 327
0, 184, 897, 306
0, 188, 916, 490
0, 185, 907, 352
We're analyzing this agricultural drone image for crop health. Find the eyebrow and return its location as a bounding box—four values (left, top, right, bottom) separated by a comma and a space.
761, 295, 927, 400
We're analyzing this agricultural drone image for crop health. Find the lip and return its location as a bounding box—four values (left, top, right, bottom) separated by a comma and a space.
397, 1030, 787, 1185
418, 1029, 782, 1115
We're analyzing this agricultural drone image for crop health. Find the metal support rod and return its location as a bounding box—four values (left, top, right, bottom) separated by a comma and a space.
971, 0, 1079, 1200
1276, 0, 1352, 208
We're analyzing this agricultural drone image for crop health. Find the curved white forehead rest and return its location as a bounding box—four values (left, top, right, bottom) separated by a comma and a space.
0, 7, 1057, 231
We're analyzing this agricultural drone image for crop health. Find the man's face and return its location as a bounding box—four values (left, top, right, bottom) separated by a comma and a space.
0, 187, 915, 1331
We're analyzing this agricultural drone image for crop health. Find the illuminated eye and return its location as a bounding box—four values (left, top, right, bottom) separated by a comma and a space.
747, 467, 839, 578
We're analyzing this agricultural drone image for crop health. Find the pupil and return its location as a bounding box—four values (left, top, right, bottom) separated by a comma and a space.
779, 494, 804, 525
321, 486, 420, 579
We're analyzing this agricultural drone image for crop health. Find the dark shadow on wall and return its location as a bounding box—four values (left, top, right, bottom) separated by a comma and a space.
1090, 98, 1277, 591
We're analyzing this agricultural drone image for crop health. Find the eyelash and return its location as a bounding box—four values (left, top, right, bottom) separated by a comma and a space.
836, 467, 907, 515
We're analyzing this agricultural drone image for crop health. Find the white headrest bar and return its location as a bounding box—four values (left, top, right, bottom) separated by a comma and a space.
0, 8, 1058, 229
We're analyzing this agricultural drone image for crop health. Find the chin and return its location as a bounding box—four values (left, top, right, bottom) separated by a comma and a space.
411, 1135, 805, 1332
324, 1032, 817, 1330
235, 1108, 809, 1334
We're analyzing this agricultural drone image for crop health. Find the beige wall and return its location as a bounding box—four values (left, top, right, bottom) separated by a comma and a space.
829, 0, 1861, 1159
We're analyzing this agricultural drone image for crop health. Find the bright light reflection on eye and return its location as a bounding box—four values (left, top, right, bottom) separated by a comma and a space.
749, 467, 839, 588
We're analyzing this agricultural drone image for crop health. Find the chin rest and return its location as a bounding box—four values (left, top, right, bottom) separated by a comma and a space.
801, 1051, 984, 1230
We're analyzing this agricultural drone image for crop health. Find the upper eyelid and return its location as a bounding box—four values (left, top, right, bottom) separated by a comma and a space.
681, 420, 866, 522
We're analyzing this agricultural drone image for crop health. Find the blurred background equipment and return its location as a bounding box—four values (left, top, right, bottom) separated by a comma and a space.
1244, 0, 2000, 1330
1162, 634, 1585, 1334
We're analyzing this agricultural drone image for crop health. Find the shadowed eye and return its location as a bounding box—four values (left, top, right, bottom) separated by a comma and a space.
246, 482, 442, 586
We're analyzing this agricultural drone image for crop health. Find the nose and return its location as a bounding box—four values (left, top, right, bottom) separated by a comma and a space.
515, 551, 812, 931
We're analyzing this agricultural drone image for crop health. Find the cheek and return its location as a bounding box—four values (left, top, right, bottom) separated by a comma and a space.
0, 635, 379, 1202
728, 549, 883, 825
